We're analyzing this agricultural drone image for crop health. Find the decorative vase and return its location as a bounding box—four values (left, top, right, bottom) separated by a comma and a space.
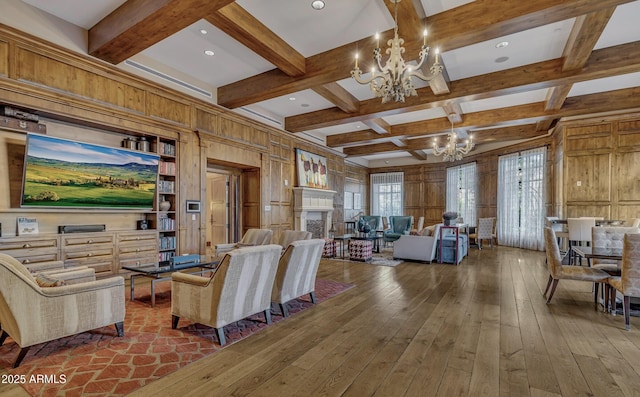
444, 218, 451, 226
159, 200, 171, 211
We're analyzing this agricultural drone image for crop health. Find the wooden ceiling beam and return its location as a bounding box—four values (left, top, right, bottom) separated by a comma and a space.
312, 82, 359, 113
206, 3, 305, 77
408, 150, 428, 161
286, 40, 640, 132
218, 0, 633, 108
363, 118, 391, 134
88, 0, 235, 64
341, 87, 640, 155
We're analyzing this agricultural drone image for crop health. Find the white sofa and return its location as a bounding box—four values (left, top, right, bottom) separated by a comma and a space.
393, 224, 468, 264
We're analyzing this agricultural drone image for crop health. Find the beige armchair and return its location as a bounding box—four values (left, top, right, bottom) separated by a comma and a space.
171, 244, 282, 346
276, 230, 312, 249
0, 253, 125, 367
272, 239, 326, 317
214, 228, 273, 257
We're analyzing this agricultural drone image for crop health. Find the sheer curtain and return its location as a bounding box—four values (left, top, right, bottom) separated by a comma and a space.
497, 147, 546, 250
520, 147, 546, 250
370, 172, 404, 217
446, 163, 477, 227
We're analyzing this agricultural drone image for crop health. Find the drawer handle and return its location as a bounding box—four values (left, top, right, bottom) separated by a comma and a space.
23, 259, 30, 264
136, 261, 141, 265
88, 239, 94, 244
136, 248, 140, 252
23, 244, 31, 248
136, 237, 140, 240
88, 253, 93, 257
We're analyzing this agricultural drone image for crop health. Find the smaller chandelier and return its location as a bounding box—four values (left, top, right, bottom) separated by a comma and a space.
351, 0, 442, 103
432, 118, 475, 162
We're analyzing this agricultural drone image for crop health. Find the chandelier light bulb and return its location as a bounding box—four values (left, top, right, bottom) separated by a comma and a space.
350, 0, 443, 103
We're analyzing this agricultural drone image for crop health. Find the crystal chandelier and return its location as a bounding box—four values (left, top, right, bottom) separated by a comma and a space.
350, 0, 442, 103
432, 117, 475, 162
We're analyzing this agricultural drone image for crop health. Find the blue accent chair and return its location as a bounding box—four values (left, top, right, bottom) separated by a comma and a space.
383, 216, 413, 244
359, 215, 382, 238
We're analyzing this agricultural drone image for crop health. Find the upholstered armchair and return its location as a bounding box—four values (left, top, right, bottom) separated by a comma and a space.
277, 230, 312, 249
0, 253, 125, 367
383, 216, 413, 244
359, 215, 382, 238
214, 228, 273, 257
171, 244, 282, 346
393, 224, 468, 264
272, 239, 326, 317
543, 228, 609, 307
607, 233, 640, 330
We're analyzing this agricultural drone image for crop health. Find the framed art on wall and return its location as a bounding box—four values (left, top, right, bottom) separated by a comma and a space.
353, 193, 362, 210
344, 192, 353, 209
295, 148, 329, 189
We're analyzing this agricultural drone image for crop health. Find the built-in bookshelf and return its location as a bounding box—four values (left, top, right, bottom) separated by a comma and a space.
157, 138, 178, 262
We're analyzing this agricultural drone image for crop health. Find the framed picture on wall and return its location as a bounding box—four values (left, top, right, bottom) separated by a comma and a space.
295, 148, 329, 189
353, 193, 362, 210
344, 192, 353, 209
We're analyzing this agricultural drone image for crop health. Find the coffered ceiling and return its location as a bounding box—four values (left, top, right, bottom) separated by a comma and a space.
12, 0, 640, 167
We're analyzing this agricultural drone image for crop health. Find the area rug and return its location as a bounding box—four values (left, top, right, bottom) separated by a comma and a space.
370, 249, 404, 267
0, 278, 354, 397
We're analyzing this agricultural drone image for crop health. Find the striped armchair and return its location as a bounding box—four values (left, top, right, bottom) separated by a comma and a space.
171, 244, 282, 346
272, 239, 326, 317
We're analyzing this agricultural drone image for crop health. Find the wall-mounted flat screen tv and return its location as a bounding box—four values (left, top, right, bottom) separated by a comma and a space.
21, 133, 159, 209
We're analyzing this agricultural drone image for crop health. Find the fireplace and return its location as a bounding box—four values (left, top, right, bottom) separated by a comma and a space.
293, 187, 336, 238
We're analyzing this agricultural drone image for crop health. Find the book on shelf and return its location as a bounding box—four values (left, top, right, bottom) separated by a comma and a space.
159, 142, 176, 157
159, 160, 176, 176
158, 180, 175, 194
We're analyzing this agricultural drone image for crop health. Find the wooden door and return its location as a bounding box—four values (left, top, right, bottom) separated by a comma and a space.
206, 173, 228, 259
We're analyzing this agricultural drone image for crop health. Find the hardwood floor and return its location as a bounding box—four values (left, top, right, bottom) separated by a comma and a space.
2, 246, 640, 396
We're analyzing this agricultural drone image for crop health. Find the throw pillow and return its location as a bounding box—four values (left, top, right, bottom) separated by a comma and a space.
35, 273, 66, 288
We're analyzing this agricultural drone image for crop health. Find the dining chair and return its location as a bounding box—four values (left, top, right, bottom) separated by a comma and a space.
543, 227, 610, 308
567, 218, 596, 265
546, 216, 569, 254
591, 226, 640, 275
469, 217, 495, 249
606, 233, 640, 330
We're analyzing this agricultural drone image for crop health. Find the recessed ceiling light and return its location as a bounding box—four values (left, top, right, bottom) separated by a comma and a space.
495, 56, 509, 63
200, 29, 208, 35
289, 97, 296, 101
495, 41, 509, 48
311, 1, 325, 10
204, 50, 214, 56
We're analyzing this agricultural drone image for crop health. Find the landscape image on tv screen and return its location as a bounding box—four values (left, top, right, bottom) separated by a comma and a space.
21, 133, 159, 209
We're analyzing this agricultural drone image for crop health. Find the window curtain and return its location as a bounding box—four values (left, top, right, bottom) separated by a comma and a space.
497, 147, 546, 250
446, 163, 477, 227
519, 147, 546, 250
370, 172, 404, 218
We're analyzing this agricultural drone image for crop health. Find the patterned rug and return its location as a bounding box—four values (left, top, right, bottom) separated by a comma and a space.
0, 279, 354, 397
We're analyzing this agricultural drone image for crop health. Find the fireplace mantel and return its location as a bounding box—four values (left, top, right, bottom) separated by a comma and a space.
293, 187, 336, 238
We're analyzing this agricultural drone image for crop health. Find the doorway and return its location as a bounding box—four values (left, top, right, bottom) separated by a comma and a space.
205, 165, 260, 259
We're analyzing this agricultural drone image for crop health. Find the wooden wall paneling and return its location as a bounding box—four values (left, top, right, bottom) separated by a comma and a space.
565, 153, 611, 202
0, 39, 8, 76
14, 46, 146, 114
146, 93, 190, 126
242, 167, 261, 233
565, 205, 611, 219
194, 107, 220, 134
616, 151, 640, 202
564, 123, 612, 152
179, 132, 203, 255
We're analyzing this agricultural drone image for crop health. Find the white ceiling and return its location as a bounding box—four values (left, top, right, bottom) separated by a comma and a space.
12, 0, 640, 168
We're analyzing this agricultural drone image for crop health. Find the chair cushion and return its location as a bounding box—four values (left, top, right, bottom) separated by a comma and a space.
34, 273, 66, 287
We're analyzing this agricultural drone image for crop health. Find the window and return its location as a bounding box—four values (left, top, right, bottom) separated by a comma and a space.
370, 172, 403, 218
446, 163, 477, 227
497, 147, 546, 250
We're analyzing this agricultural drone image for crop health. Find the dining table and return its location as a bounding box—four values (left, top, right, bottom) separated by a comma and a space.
570, 245, 622, 267
548, 219, 626, 226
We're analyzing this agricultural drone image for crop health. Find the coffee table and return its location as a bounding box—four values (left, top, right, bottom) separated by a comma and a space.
123, 256, 218, 307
